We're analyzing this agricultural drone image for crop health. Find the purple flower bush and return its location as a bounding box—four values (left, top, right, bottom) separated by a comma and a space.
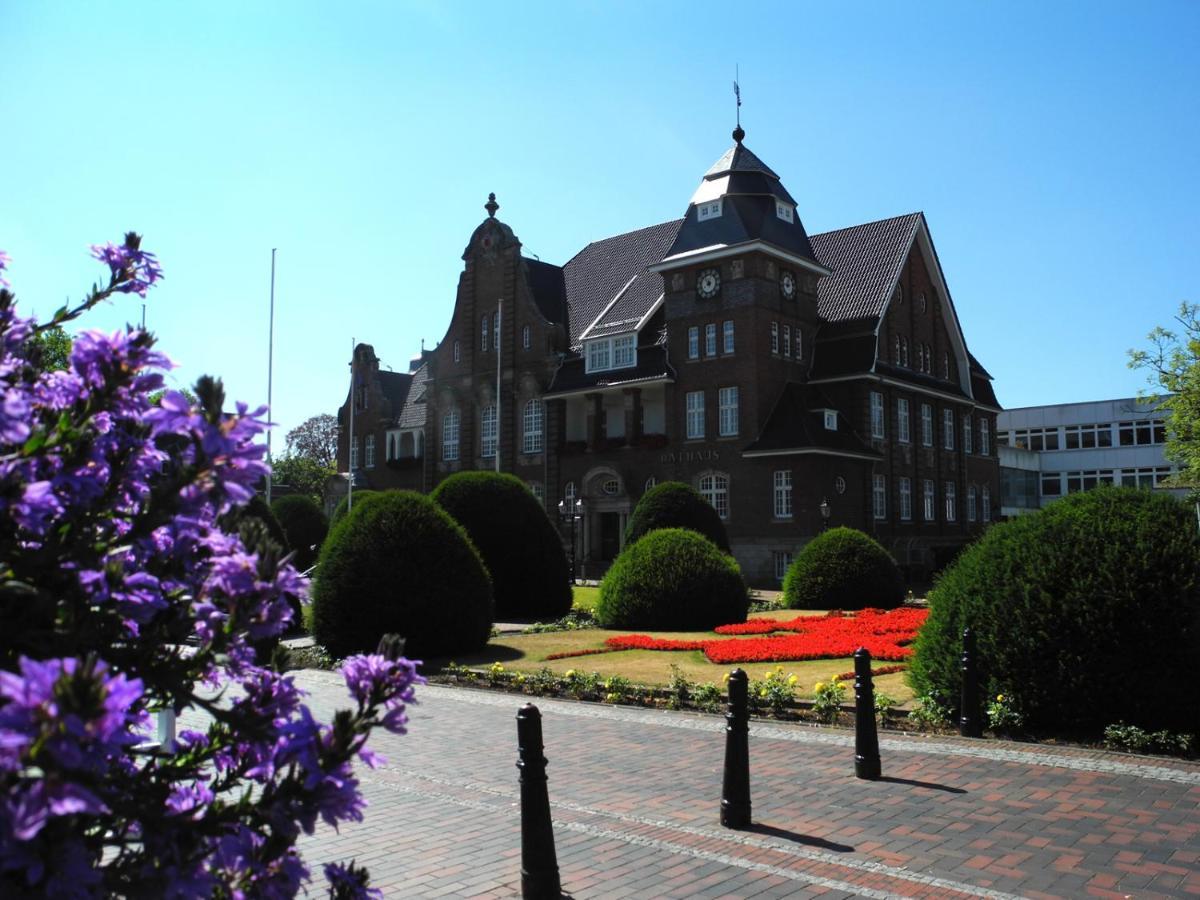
0, 235, 417, 897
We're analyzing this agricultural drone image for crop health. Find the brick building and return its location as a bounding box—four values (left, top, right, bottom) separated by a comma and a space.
335, 127, 1001, 585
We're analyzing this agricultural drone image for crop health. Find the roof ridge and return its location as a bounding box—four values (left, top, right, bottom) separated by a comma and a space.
811, 211, 922, 239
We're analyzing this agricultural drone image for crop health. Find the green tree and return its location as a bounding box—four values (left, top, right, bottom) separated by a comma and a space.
271, 453, 334, 503
1129, 302, 1200, 486
24, 325, 72, 371
286, 413, 338, 467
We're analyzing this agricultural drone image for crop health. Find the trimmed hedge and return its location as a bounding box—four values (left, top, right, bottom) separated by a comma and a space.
909, 486, 1200, 735
311, 491, 493, 658
783, 527, 904, 610
270, 494, 328, 572
596, 528, 748, 630
431, 471, 572, 619
330, 489, 379, 527
624, 481, 730, 551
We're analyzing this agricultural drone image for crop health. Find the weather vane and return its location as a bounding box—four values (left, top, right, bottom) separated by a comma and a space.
733, 65, 742, 129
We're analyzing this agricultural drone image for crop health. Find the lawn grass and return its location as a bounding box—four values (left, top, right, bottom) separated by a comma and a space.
571, 584, 600, 612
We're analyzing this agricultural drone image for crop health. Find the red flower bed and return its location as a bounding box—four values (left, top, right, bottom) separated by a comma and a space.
605, 607, 927, 665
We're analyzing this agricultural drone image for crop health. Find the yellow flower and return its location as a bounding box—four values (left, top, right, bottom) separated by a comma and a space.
565, 669, 576, 679
996, 694, 1005, 702
787, 674, 798, 686
515, 673, 526, 684
814, 681, 826, 692
722, 672, 731, 683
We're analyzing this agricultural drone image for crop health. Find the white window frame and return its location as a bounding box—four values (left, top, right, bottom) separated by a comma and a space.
943, 409, 955, 450
921, 403, 933, 447
686, 391, 705, 440
705, 323, 717, 357
718, 386, 739, 437
923, 479, 935, 521
773, 550, 793, 583
563, 481, 576, 503
980, 418, 990, 455
773, 470, 793, 519
775, 201, 794, 223
688, 326, 700, 360
697, 199, 723, 221
967, 484, 977, 522
585, 335, 637, 373
824, 410, 837, 431
783, 324, 792, 358
899, 477, 912, 521
611, 334, 636, 368
350, 435, 359, 469
442, 409, 460, 462
528, 481, 544, 505
794, 326, 802, 360
723, 320, 735, 354
493, 311, 500, 350
945, 481, 957, 522
770, 322, 779, 354
522, 399, 544, 454
699, 472, 729, 520
982, 486, 991, 521
365, 435, 376, 469
898, 398, 911, 444
522, 325, 531, 350
963, 414, 973, 454
873, 474, 887, 520
870, 391, 885, 439
480, 404, 497, 458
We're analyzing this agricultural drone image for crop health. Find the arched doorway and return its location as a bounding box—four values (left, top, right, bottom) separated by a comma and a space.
581, 466, 630, 576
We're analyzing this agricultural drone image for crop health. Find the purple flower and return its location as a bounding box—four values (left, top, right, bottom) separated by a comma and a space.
164, 780, 214, 820
0, 249, 10, 288
341, 653, 423, 734
89, 236, 163, 297
325, 861, 384, 900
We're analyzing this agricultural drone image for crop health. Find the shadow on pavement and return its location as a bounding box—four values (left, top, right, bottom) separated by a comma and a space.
747, 823, 855, 853
878, 775, 966, 794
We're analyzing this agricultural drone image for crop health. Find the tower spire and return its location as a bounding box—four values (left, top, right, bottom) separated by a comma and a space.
732, 66, 744, 144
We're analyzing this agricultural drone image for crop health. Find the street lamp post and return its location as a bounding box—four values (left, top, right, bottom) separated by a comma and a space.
558, 498, 585, 585
819, 497, 831, 531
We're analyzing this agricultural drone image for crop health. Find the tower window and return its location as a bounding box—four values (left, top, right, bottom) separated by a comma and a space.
697, 200, 723, 221
776, 202, 794, 223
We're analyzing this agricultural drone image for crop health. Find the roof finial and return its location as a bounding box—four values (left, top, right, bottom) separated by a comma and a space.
485, 192, 499, 218
732, 66, 744, 144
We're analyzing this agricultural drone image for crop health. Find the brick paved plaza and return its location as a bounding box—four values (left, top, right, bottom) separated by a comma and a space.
288, 672, 1200, 898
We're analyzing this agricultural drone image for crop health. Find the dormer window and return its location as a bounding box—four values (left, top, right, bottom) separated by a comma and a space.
823, 410, 838, 431
586, 334, 637, 373
697, 199, 723, 221
776, 202, 794, 223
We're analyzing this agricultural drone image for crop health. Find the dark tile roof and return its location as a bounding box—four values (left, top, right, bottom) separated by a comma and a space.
588, 270, 664, 339
809, 327, 879, 379
545, 344, 674, 396
377, 370, 412, 414
523, 258, 567, 326
562, 220, 681, 347
810, 213, 921, 322
396, 363, 428, 429
665, 194, 819, 266
704, 142, 779, 179
744, 383, 880, 457
971, 372, 999, 409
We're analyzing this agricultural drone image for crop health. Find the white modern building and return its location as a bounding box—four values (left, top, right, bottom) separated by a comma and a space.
996, 397, 1180, 513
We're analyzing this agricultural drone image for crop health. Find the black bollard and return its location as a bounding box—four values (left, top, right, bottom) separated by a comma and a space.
721, 668, 752, 828
516, 704, 561, 900
959, 627, 982, 738
854, 647, 881, 780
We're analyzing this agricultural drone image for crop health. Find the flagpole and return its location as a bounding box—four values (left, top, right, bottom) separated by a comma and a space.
266, 248, 276, 505
347, 337, 355, 513
496, 298, 502, 473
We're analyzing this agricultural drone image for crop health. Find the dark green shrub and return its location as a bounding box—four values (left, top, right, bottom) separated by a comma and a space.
782, 527, 904, 610
330, 489, 379, 527
624, 481, 730, 551
311, 491, 493, 658
432, 471, 571, 619
596, 528, 747, 630
908, 486, 1200, 735
270, 494, 328, 572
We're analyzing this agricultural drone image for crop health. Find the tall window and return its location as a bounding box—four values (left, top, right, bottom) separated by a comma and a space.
442, 409, 460, 461
899, 477, 912, 521
943, 352, 950, 380
773, 551, 793, 583
522, 325, 531, 350
699, 473, 729, 520
943, 409, 955, 450
723, 320, 735, 354
794, 327, 802, 360
770, 322, 779, 354
923, 479, 935, 521
480, 404, 497, 458
527, 481, 543, 505
921, 403, 933, 447
387, 434, 396, 461
453, 340, 461, 363
967, 484, 977, 522
870, 392, 885, 439
688, 327, 699, 360
705, 323, 717, 357
773, 470, 792, 518
945, 481, 957, 522
686, 391, 705, 439
522, 399, 543, 453
481, 315, 488, 351
963, 414, 973, 454
365, 435, 376, 468
900, 336, 909, 367
563, 481, 576, 503
612, 335, 636, 368
718, 386, 738, 437
493, 311, 500, 350
897, 398, 911, 443
783, 325, 792, 357
982, 486, 991, 521
980, 418, 990, 455
350, 435, 359, 469
873, 474, 887, 519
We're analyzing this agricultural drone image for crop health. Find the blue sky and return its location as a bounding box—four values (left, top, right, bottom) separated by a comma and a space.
2, 1, 1197, 446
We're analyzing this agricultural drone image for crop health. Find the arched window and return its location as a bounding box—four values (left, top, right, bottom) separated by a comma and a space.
900, 337, 909, 367
894, 335, 901, 364
563, 481, 576, 503
415, 430, 424, 458
698, 472, 729, 520
480, 404, 497, 458
387, 434, 396, 461
943, 352, 950, 380
350, 435, 359, 469
399, 432, 414, 459
365, 435, 376, 468
644, 476, 657, 493
523, 399, 544, 454
442, 409, 460, 461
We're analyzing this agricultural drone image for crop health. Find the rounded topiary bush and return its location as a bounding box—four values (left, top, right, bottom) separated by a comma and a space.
909, 486, 1200, 735
311, 490, 493, 659
624, 481, 730, 552
596, 528, 748, 630
330, 489, 379, 527
431, 471, 572, 620
783, 527, 904, 610
270, 494, 328, 572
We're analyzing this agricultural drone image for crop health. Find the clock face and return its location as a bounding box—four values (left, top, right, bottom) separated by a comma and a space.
697, 268, 721, 299
780, 270, 796, 299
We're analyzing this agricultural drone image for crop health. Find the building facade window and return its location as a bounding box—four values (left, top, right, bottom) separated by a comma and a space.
783, 325, 792, 357
612, 334, 635, 368
365, 435, 376, 468
723, 320, 735, 354
563, 481, 576, 503
824, 410, 837, 430
982, 486, 991, 521
921, 403, 934, 447
688, 326, 700, 360
441, 409, 460, 461
980, 418, 990, 455
775, 201, 794, 222
794, 327, 802, 360
773, 551, 793, 583
453, 340, 460, 363
522, 399, 544, 453
644, 476, 657, 493
705, 323, 717, 357
1041, 472, 1062, 497
697, 199, 722, 220
773, 470, 792, 518
770, 322, 779, 354
480, 315, 488, 351
686, 391, 705, 439
897, 398, 910, 443
943, 352, 950, 380
699, 472, 729, 520
967, 484, 977, 522
480, 404, 497, 458
873, 474, 887, 519
350, 435, 359, 469
1118, 419, 1166, 446
899, 477, 912, 521
963, 414, 973, 454
943, 408, 955, 450
923, 479, 935, 521
585, 335, 636, 372
901, 336, 909, 367
870, 392, 885, 439
718, 386, 738, 437
493, 311, 499, 350
945, 481, 957, 522
522, 325, 531, 350
528, 481, 543, 505
387, 434, 396, 461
